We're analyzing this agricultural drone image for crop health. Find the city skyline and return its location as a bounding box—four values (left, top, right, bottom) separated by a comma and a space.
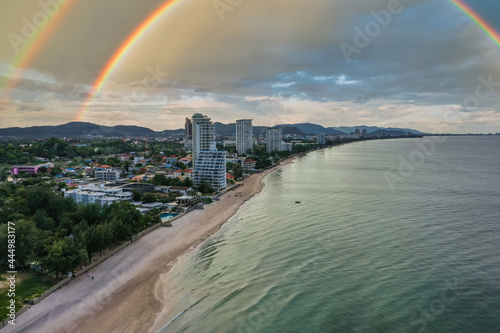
1, 1, 500, 134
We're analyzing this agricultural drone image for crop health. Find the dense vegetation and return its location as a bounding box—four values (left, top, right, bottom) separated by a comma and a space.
0, 138, 186, 165
0, 182, 160, 278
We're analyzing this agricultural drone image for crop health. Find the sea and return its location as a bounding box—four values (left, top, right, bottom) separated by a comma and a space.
155, 136, 500, 333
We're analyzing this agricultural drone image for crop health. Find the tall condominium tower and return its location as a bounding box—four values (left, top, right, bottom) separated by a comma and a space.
193, 142, 227, 192
192, 113, 215, 166
317, 133, 326, 144
266, 127, 283, 153
236, 119, 253, 155
185, 117, 193, 146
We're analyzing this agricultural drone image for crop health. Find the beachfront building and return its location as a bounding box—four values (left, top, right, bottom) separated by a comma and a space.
266, 127, 283, 153
317, 133, 326, 144
243, 159, 257, 170
11, 163, 54, 175
95, 169, 121, 181
193, 142, 227, 191
236, 119, 253, 155
64, 184, 133, 206
281, 141, 293, 152
192, 113, 215, 167
185, 117, 193, 147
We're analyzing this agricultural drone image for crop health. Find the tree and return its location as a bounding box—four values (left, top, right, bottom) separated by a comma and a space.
0, 168, 8, 182
183, 177, 194, 187
197, 181, 214, 194
33, 210, 56, 231
43, 238, 85, 278
80, 225, 103, 263
132, 190, 142, 201
0, 219, 43, 268
97, 223, 113, 255
174, 162, 187, 170
226, 162, 243, 179
152, 174, 168, 186
37, 166, 48, 174
50, 166, 62, 176
142, 194, 156, 204
109, 217, 131, 242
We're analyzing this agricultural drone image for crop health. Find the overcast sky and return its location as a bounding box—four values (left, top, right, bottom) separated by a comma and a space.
1, 0, 499, 133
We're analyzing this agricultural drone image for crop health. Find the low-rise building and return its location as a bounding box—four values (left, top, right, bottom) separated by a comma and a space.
167, 186, 192, 195
64, 183, 133, 206
281, 142, 293, 152
243, 159, 257, 170
11, 163, 54, 175
95, 169, 121, 181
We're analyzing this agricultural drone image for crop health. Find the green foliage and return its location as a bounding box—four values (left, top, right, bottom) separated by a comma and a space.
0, 181, 157, 277
132, 190, 142, 201
0, 168, 7, 182
226, 162, 243, 179
152, 174, 193, 187
173, 162, 187, 170
42, 238, 86, 278
196, 181, 214, 194
50, 166, 62, 176
143, 194, 156, 204
0, 271, 58, 321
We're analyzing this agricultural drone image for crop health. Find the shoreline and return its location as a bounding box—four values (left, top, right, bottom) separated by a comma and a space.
5, 156, 297, 333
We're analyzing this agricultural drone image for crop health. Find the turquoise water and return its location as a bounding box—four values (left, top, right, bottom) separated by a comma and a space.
157, 137, 500, 333
161, 213, 179, 222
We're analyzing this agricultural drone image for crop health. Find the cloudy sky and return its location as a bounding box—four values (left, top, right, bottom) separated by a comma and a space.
1, 0, 500, 133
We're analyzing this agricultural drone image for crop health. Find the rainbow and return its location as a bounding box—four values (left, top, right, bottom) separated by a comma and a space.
76, 0, 182, 121
76, 0, 500, 122
449, 0, 500, 49
0, 0, 78, 98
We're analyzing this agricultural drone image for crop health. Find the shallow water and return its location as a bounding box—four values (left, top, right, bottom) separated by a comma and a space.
156, 136, 500, 333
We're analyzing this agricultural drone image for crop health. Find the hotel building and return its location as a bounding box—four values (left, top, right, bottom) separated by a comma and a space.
193, 142, 227, 191
185, 117, 193, 147
317, 133, 326, 144
266, 127, 283, 153
236, 119, 253, 155
192, 113, 215, 166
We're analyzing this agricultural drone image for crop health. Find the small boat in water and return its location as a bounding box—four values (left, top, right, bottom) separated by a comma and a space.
295, 201, 301, 204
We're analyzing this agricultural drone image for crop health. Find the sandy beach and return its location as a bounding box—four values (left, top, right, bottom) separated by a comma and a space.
4, 157, 296, 333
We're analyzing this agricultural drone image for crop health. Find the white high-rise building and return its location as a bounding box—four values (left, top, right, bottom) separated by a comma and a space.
317, 133, 326, 144
266, 127, 282, 153
193, 142, 227, 191
192, 113, 215, 166
236, 119, 253, 155
184, 117, 193, 147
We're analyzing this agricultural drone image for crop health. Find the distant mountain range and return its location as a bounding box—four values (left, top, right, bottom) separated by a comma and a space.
0, 121, 423, 139
278, 123, 423, 135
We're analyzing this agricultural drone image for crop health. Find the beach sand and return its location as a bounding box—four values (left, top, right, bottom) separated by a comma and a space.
6, 158, 295, 333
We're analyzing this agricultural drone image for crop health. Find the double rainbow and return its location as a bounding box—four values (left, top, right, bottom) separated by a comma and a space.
1, 0, 499, 121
